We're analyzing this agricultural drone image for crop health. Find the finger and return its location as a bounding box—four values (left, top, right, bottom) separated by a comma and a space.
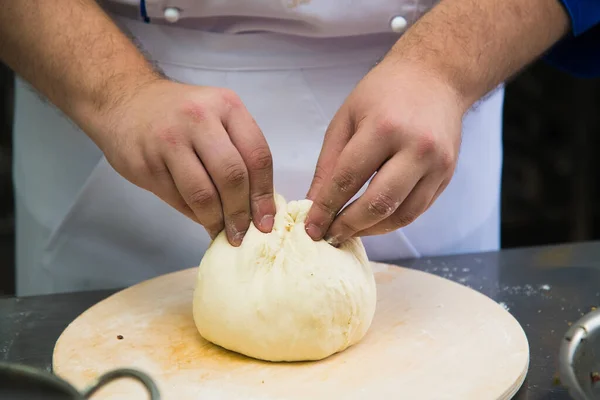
148, 172, 198, 222
224, 103, 275, 233
354, 174, 442, 237
324, 154, 426, 245
151, 174, 225, 240
193, 124, 251, 247
423, 178, 449, 212
163, 150, 225, 239
305, 122, 396, 241
306, 107, 353, 201
134, 154, 207, 230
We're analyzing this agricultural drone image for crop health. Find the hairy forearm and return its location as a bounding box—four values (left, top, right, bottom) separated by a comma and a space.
390, 0, 570, 107
0, 0, 161, 133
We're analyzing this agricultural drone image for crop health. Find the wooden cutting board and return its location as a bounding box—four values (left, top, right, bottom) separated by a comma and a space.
53, 263, 529, 399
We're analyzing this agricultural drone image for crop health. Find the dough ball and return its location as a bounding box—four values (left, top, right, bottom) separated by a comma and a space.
192, 194, 377, 362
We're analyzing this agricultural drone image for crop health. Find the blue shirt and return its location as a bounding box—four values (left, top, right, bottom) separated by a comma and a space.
543, 0, 600, 77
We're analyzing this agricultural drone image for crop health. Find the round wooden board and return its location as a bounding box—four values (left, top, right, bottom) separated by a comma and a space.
53, 263, 529, 399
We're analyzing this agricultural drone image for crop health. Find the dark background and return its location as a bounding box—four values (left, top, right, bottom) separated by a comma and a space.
1, 59, 599, 296
0, 63, 14, 297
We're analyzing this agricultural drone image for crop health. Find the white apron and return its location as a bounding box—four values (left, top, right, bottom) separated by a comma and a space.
12, 3, 503, 296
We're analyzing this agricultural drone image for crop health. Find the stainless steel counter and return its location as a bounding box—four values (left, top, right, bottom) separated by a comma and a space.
3, 241, 600, 399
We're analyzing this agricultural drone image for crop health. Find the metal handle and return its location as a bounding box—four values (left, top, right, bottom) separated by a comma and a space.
81, 368, 160, 399
558, 308, 600, 400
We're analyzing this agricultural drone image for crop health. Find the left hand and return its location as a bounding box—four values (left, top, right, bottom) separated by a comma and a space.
304, 57, 468, 246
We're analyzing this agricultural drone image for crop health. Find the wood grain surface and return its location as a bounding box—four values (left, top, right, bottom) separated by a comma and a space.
53, 262, 529, 399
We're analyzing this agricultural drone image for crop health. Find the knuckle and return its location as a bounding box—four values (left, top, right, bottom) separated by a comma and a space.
332, 167, 358, 193
218, 88, 243, 109
223, 163, 248, 188
144, 159, 169, 178
247, 147, 273, 171
156, 126, 185, 148
180, 100, 208, 123
124, 157, 162, 186
374, 116, 401, 140
187, 187, 218, 209
367, 193, 399, 218
415, 131, 438, 158
438, 149, 456, 170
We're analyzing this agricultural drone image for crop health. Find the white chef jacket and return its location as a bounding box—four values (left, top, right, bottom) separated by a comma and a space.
137, 0, 435, 36
12, 0, 503, 295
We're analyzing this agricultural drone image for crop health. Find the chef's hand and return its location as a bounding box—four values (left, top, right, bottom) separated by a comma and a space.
305, 59, 467, 246
93, 79, 276, 246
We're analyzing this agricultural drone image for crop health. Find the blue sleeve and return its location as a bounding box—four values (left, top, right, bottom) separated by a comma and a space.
542, 0, 600, 78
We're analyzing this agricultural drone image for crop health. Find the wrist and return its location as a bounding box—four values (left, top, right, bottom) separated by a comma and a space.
379, 48, 473, 118
72, 69, 165, 145
386, 35, 483, 112
385, 0, 571, 110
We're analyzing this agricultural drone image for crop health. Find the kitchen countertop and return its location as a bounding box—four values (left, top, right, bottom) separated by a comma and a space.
3, 241, 600, 399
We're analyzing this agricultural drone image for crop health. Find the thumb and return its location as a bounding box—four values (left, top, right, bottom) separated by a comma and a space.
306, 107, 354, 200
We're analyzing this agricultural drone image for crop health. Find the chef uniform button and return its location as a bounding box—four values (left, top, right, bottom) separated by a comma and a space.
164, 7, 181, 23
390, 16, 408, 33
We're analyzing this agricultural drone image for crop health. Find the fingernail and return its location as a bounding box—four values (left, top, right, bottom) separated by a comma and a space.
231, 230, 246, 246
325, 235, 341, 248
305, 223, 322, 240
260, 214, 274, 232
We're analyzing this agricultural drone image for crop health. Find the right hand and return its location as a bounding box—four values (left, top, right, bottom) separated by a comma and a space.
90, 79, 276, 246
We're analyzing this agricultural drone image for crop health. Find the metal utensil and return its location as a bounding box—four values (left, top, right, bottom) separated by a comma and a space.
559, 308, 600, 400
0, 361, 160, 399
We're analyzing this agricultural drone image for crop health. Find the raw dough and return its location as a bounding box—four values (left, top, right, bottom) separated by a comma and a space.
192, 194, 377, 362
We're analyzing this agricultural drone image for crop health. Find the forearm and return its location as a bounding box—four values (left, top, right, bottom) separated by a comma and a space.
390, 0, 570, 108
0, 0, 161, 137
